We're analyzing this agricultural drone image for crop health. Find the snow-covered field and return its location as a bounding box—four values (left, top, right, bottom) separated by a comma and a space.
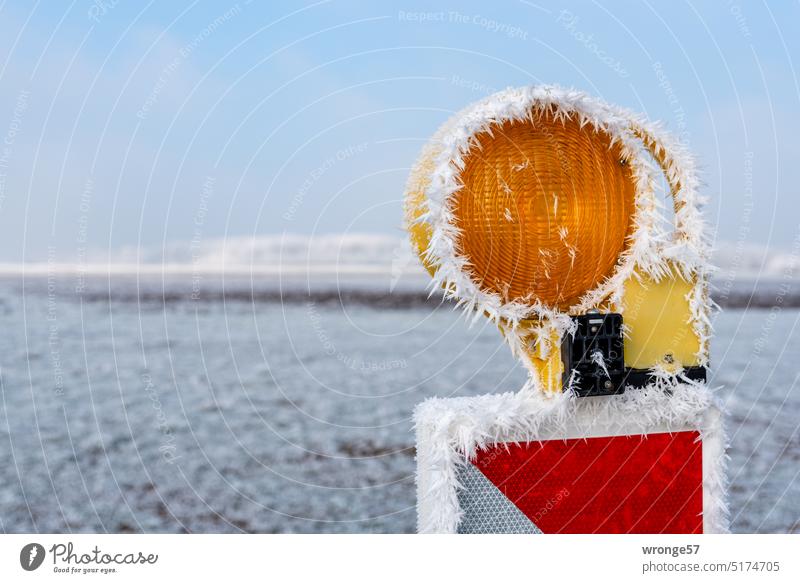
0, 274, 798, 533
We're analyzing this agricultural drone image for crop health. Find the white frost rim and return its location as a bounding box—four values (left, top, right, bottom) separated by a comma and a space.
409, 85, 711, 364
415, 381, 728, 534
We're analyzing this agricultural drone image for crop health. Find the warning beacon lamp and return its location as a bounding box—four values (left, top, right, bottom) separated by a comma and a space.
408, 86, 727, 534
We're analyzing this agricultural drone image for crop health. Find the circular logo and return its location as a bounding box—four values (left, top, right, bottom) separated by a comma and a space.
20, 543, 46, 571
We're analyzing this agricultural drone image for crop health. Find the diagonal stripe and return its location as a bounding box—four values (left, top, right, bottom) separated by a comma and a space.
456, 463, 543, 534
473, 432, 703, 534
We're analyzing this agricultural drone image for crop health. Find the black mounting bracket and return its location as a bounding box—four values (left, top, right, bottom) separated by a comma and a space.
560, 312, 707, 397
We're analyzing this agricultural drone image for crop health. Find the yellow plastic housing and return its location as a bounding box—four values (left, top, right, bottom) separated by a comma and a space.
405, 147, 438, 277
515, 266, 702, 394
510, 323, 564, 394
615, 268, 701, 371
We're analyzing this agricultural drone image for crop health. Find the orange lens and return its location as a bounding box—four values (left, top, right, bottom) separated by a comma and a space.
452, 111, 637, 310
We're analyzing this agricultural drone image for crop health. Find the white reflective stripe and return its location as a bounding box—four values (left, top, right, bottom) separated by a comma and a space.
456, 463, 542, 534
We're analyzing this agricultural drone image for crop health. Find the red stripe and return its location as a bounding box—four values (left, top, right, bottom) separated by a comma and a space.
472, 431, 703, 533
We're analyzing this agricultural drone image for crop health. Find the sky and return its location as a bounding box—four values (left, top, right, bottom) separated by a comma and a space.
0, 0, 798, 263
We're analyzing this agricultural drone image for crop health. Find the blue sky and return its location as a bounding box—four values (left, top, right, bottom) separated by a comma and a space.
0, 0, 798, 262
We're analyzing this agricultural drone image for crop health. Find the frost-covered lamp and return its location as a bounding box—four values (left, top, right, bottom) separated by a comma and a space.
407, 86, 727, 534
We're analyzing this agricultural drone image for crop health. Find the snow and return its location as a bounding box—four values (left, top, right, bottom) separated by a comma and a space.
3, 233, 799, 286
0, 274, 797, 532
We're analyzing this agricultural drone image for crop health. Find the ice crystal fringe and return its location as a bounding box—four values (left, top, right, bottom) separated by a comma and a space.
403, 85, 713, 376
590, 350, 610, 378
407, 88, 724, 533
414, 382, 729, 534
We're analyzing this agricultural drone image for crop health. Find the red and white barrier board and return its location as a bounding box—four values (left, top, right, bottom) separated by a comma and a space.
415, 383, 727, 534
